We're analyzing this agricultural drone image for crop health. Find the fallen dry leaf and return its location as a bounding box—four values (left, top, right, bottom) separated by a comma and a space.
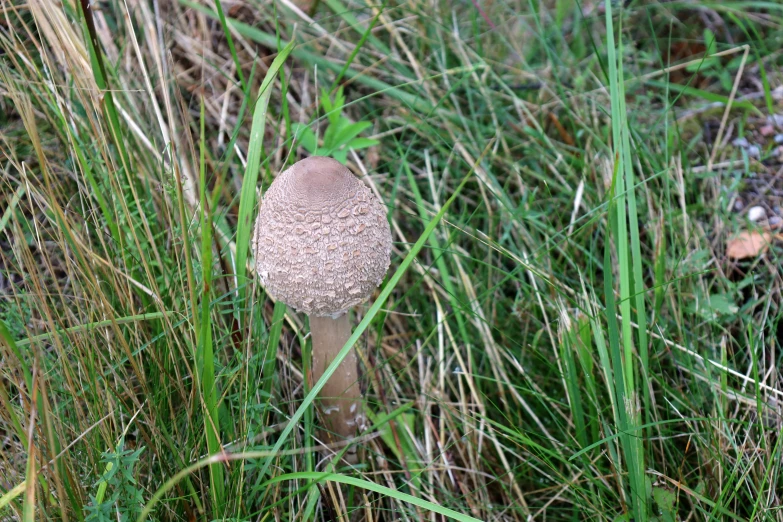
726, 230, 772, 259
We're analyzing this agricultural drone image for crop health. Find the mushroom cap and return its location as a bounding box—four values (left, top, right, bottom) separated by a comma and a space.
252, 156, 392, 317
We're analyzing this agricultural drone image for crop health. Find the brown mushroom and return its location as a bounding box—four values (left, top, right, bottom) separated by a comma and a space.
252, 156, 392, 461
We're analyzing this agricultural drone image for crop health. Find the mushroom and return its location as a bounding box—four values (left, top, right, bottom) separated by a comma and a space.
252, 156, 392, 460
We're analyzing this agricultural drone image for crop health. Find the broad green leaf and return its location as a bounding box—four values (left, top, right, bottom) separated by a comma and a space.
292, 123, 317, 154
333, 120, 373, 148
332, 148, 348, 164
347, 137, 379, 150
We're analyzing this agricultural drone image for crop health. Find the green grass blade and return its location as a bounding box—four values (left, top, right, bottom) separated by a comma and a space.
22, 372, 37, 522
14, 312, 171, 348
261, 472, 479, 522
22, 438, 36, 522
261, 301, 287, 410
212, 0, 247, 91
559, 312, 588, 449
0, 185, 24, 235
605, 2, 646, 518
196, 96, 224, 515
328, 2, 386, 92
644, 80, 758, 113
0, 481, 25, 512
233, 40, 294, 318
138, 457, 481, 522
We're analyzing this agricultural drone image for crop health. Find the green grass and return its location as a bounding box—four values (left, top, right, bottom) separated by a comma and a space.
2, 0, 783, 520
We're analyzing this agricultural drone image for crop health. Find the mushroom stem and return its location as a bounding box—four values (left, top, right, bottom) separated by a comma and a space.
309, 313, 363, 456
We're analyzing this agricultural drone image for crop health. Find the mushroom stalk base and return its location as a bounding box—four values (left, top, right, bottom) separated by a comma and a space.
310, 314, 363, 462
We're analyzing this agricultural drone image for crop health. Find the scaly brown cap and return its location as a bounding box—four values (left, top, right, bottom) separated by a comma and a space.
252, 156, 392, 316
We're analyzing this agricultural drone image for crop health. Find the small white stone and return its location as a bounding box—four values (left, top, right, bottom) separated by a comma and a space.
748, 206, 766, 222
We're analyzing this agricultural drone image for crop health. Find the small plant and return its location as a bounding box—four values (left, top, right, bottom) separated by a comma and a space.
291, 87, 378, 164
651, 485, 677, 522
83, 441, 145, 522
